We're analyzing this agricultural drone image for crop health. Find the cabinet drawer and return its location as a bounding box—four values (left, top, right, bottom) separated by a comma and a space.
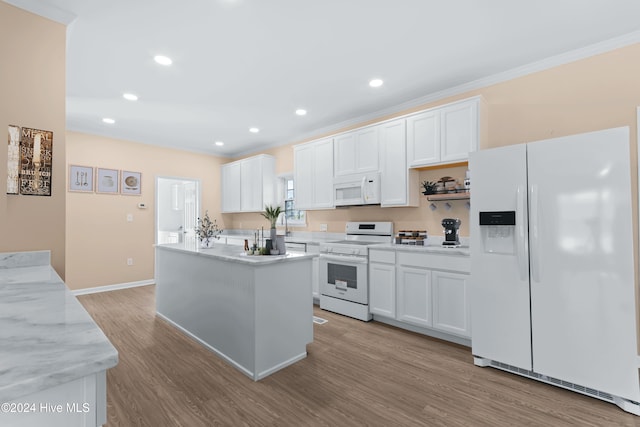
370, 249, 395, 264
397, 251, 470, 273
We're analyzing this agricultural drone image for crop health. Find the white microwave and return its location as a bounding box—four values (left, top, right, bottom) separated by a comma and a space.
333, 173, 381, 207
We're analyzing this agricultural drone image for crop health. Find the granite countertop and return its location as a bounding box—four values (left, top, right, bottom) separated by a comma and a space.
157, 240, 318, 265
0, 251, 118, 402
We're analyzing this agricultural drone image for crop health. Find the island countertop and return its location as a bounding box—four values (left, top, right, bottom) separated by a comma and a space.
0, 251, 118, 403
156, 240, 319, 264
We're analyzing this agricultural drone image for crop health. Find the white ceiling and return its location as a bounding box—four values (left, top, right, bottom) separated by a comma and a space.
6, 0, 640, 157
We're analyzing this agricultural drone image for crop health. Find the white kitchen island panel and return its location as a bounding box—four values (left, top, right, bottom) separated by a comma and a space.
155, 243, 315, 380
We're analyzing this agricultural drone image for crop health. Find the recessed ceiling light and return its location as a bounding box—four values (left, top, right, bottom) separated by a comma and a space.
123, 93, 138, 101
154, 55, 172, 66
102, 118, 115, 124
215, 141, 224, 146
295, 109, 307, 116
369, 78, 384, 88
249, 127, 260, 133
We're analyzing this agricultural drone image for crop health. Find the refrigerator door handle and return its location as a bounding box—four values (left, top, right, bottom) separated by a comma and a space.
516, 185, 528, 281
530, 184, 540, 283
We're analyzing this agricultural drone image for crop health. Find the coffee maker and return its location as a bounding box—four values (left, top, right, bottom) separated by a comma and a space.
442, 218, 461, 247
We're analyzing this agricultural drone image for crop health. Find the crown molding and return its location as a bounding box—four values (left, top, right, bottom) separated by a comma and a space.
232, 30, 640, 157
3, 0, 77, 24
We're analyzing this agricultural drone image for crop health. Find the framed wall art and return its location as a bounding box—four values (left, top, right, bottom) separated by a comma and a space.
96, 168, 119, 194
121, 170, 141, 195
69, 165, 94, 192
19, 127, 53, 196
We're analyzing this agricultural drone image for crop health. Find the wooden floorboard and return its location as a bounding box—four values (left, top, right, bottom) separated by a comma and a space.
78, 285, 640, 426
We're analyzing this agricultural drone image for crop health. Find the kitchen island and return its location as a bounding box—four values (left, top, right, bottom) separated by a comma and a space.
0, 251, 118, 427
155, 241, 316, 380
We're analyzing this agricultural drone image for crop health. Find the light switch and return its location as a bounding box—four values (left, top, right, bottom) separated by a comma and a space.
127, 214, 133, 222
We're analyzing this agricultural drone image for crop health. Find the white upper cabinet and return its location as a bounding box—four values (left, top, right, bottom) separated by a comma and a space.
221, 161, 241, 212
440, 100, 479, 163
379, 118, 419, 207
220, 154, 275, 213
407, 97, 479, 168
334, 126, 379, 177
294, 138, 334, 210
407, 110, 440, 167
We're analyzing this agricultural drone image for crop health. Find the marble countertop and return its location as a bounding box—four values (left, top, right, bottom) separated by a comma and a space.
370, 242, 470, 256
157, 240, 318, 265
222, 230, 344, 246
0, 251, 118, 402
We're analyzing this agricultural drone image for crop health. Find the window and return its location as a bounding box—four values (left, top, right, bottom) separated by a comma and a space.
279, 176, 306, 226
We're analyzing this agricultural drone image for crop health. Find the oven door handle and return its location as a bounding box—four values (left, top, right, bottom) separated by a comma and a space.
319, 254, 368, 264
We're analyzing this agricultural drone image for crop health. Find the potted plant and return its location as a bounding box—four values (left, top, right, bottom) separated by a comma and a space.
261, 204, 282, 251
421, 180, 437, 195
195, 210, 223, 248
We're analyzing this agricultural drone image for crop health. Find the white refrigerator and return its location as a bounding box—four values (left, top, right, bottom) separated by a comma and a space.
470, 126, 640, 415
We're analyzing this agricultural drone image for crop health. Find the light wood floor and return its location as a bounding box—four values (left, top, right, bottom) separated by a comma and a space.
78, 285, 640, 426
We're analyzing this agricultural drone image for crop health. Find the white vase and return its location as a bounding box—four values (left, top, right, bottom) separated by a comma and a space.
200, 238, 214, 249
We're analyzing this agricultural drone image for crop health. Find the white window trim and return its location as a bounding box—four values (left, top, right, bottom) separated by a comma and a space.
277, 173, 306, 227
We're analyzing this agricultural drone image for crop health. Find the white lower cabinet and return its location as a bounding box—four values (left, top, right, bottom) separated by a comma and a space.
369, 248, 470, 340
431, 270, 470, 337
307, 244, 320, 300
397, 266, 432, 328
369, 262, 396, 318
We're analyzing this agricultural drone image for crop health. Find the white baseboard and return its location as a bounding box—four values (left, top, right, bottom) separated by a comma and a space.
72, 279, 154, 296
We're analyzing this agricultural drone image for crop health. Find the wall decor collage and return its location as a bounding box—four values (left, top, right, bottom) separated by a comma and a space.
7, 125, 53, 196
69, 165, 141, 195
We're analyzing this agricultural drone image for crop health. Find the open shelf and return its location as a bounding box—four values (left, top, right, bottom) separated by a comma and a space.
425, 192, 470, 202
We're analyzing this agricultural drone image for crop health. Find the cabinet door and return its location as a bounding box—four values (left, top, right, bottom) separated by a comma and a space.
355, 127, 379, 173
306, 244, 320, 299
334, 132, 357, 177
313, 139, 334, 208
294, 145, 315, 210
440, 99, 478, 163
397, 266, 432, 328
240, 157, 262, 212
369, 262, 396, 318
380, 119, 410, 206
407, 110, 440, 167
312, 257, 320, 299
221, 162, 241, 212
432, 271, 470, 337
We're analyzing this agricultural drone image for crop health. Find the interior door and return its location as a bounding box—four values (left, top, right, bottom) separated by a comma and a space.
156, 177, 200, 245
469, 144, 532, 370
528, 127, 640, 401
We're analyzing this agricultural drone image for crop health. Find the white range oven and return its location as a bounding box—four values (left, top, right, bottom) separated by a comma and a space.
319, 222, 393, 321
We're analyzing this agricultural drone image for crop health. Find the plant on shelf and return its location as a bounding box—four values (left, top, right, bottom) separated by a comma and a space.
421, 180, 437, 195
195, 210, 223, 248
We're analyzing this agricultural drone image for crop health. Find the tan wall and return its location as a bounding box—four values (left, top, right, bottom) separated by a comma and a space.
0, 4, 66, 276
228, 43, 640, 240
65, 42, 640, 289
66, 132, 226, 290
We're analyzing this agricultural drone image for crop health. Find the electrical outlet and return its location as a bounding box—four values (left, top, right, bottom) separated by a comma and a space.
127, 258, 133, 266
127, 214, 133, 222
320, 224, 328, 232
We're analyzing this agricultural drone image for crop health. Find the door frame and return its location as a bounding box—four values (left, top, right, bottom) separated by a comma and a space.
155, 175, 202, 245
